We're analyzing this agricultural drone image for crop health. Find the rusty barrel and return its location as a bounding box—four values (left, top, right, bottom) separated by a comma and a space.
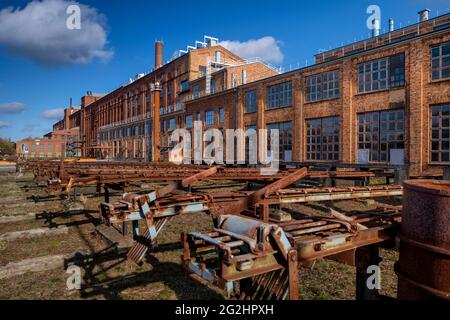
396, 180, 450, 300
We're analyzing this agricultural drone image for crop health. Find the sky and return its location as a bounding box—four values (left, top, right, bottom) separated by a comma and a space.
0, 0, 449, 141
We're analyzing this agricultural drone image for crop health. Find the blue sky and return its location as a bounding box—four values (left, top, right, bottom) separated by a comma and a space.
0, 0, 449, 141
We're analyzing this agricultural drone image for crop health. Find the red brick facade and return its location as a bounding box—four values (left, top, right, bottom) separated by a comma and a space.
38, 16, 450, 176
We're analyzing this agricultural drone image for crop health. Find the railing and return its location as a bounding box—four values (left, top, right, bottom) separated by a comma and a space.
98, 112, 153, 131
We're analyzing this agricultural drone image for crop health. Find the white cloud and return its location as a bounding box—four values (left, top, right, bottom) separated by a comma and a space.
0, 102, 26, 114
0, 0, 113, 66
219, 36, 284, 64
41, 108, 64, 120
0, 121, 11, 129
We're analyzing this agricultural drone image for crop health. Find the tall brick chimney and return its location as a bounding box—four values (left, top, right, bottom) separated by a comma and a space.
155, 40, 164, 69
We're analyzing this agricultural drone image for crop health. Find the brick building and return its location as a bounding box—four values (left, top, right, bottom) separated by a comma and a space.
185, 12, 450, 177
43, 13, 450, 177
80, 37, 279, 160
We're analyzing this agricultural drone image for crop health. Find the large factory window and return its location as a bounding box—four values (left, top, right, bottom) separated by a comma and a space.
431, 42, 450, 81
267, 121, 293, 162
306, 70, 340, 102
358, 109, 404, 163
267, 81, 292, 109
306, 116, 340, 161
431, 104, 450, 163
358, 53, 405, 93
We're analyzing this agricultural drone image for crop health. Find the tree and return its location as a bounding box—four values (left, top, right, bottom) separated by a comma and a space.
0, 138, 16, 156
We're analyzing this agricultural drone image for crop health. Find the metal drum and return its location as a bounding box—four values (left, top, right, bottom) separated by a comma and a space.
396, 180, 450, 300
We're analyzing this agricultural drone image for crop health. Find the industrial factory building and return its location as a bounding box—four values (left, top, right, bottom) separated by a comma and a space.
17, 11, 450, 178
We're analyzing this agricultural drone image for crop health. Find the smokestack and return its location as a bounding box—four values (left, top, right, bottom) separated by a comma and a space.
155, 41, 164, 69
418, 9, 430, 22
389, 18, 394, 32
372, 18, 380, 37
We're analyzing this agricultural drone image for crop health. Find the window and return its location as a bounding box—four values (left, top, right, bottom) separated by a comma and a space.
431, 104, 450, 162
431, 42, 450, 81
162, 121, 166, 132
267, 81, 292, 109
47, 144, 53, 157
169, 118, 175, 131
215, 51, 221, 63
199, 66, 207, 77
211, 79, 216, 94
186, 115, 193, 129
231, 74, 237, 88
245, 91, 257, 113
306, 70, 340, 102
205, 111, 214, 126
245, 124, 257, 163
267, 122, 293, 161
358, 54, 405, 93
242, 70, 247, 85
180, 80, 189, 92
193, 85, 200, 99
197, 112, 201, 122
389, 54, 405, 88
306, 117, 340, 161
219, 108, 225, 125
358, 109, 404, 162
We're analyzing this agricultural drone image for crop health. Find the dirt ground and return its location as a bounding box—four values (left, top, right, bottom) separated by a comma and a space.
0, 172, 399, 300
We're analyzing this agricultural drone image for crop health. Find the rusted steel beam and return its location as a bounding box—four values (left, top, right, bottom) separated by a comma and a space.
249, 167, 308, 206
262, 185, 403, 204
181, 166, 218, 187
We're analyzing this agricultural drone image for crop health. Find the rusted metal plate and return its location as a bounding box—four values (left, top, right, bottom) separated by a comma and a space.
397, 180, 450, 300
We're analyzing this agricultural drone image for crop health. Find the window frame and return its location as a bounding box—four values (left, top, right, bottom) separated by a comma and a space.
306, 116, 340, 161
185, 115, 193, 129
430, 104, 450, 163
266, 81, 292, 110
245, 90, 258, 113
358, 109, 405, 162
219, 108, 225, 125
357, 53, 405, 93
431, 42, 450, 81
267, 121, 293, 162
205, 110, 215, 126
169, 118, 176, 131
306, 70, 340, 102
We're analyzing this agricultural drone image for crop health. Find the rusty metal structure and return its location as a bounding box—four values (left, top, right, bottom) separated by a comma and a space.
19, 159, 393, 196
95, 166, 404, 300
396, 180, 450, 300
17, 159, 450, 300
